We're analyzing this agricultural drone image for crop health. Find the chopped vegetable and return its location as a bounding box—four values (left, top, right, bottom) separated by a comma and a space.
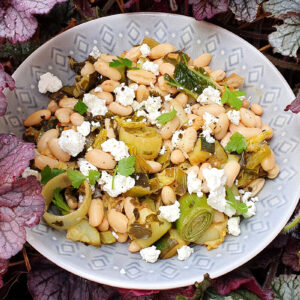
114, 116, 145, 129
68, 56, 85, 75
109, 56, 138, 70
51, 187, 70, 214
156, 108, 177, 125
41, 165, 65, 185
226, 185, 248, 213
201, 137, 215, 154
74, 100, 88, 115
73, 72, 101, 98
88, 170, 100, 185
67, 169, 87, 189
225, 132, 248, 154
221, 85, 245, 110
246, 130, 273, 152
163, 50, 190, 66
92, 129, 107, 149
100, 231, 117, 244
189, 138, 212, 165
141, 37, 160, 48
207, 141, 228, 168
246, 144, 271, 169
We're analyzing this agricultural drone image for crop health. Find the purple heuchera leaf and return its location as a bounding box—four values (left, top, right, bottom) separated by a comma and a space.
0, 259, 8, 289
229, 0, 263, 23
0, 0, 67, 43
282, 238, 300, 271
27, 258, 118, 300
285, 88, 300, 113
0, 64, 15, 116
193, 0, 228, 20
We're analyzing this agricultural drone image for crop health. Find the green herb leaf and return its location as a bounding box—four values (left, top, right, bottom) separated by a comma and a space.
41, 165, 65, 184
88, 170, 100, 185
182, 53, 188, 66
109, 56, 138, 70
156, 108, 177, 125
67, 169, 87, 188
225, 132, 248, 154
226, 185, 248, 214
112, 156, 136, 189
74, 100, 88, 115
221, 85, 245, 110
52, 187, 70, 214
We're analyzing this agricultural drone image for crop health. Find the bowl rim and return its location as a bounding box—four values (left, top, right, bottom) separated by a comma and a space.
13, 12, 299, 289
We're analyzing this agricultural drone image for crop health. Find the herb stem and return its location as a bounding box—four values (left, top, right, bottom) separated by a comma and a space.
282, 211, 300, 233
112, 167, 117, 190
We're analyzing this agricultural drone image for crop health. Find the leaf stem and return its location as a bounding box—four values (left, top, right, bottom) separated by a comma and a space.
259, 44, 271, 52
282, 211, 300, 233
112, 167, 117, 190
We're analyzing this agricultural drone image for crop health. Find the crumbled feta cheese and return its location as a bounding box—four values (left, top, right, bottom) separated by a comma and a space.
243, 201, 256, 218
159, 201, 180, 222
120, 268, 126, 275
201, 112, 218, 143
187, 170, 203, 197
144, 95, 162, 114
251, 196, 259, 202
130, 84, 139, 91
99, 171, 135, 197
164, 94, 173, 102
90, 46, 101, 59
91, 121, 100, 127
188, 119, 193, 126
78, 194, 84, 203
22, 167, 39, 178
101, 138, 129, 161
177, 245, 194, 261
150, 82, 155, 89
184, 104, 192, 114
58, 129, 85, 157
114, 83, 136, 106
77, 121, 90, 137
203, 111, 218, 125
142, 60, 159, 75
197, 86, 222, 105
112, 231, 119, 239
202, 128, 215, 144
227, 217, 241, 236
159, 146, 166, 155
78, 158, 97, 177
38, 72, 62, 93
171, 130, 185, 148
83, 93, 108, 116
94, 86, 103, 92
239, 189, 245, 195
136, 95, 162, 125
226, 110, 240, 125
241, 192, 252, 203
140, 246, 161, 263
140, 43, 151, 57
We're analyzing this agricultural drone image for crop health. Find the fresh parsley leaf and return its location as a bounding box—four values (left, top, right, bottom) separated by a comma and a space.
52, 187, 70, 214
67, 169, 87, 188
156, 108, 177, 125
109, 56, 138, 70
41, 165, 65, 184
221, 85, 245, 110
112, 155, 136, 189
74, 100, 88, 115
225, 132, 248, 154
226, 185, 248, 214
88, 170, 100, 185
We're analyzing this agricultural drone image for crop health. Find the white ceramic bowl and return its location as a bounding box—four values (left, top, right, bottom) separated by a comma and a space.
2, 13, 300, 290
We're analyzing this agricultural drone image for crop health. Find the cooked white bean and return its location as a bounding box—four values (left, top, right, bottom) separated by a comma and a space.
213, 211, 225, 223
85, 149, 116, 169
261, 124, 273, 140
34, 155, 58, 170
214, 113, 229, 140
210, 69, 226, 81
100, 80, 120, 92
230, 123, 262, 138
48, 138, 71, 162
242, 99, 250, 108
193, 53, 212, 67
146, 160, 162, 173
261, 150, 275, 171
24, 109, 51, 127
171, 149, 185, 164
37, 129, 59, 152
107, 209, 128, 233
267, 164, 280, 179
175, 92, 188, 107
160, 116, 180, 140
158, 76, 177, 94
240, 108, 256, 128
117, 232, 129, 243
105, 118, 116, 139
161, 186, 176, 205
129, 241, 141, 252
124, 197, 135, 220
94, 91, 114, 105
193, 104, 225, 117
125, 46, 141, 62
97, 216, 109, 232
159, 63, 175, 76
186, 165, 200, 175
198, 163, 211, 193
220, 132, 232, 148
180, 127, 197, 153
136, 84, 149, 102
108, 102, 133, 116
149, 43, 176, 59
81, 61, 95, 76
89, 199, 104, 227
55, 108, 73, 124
254, 115, 262, 128
223, 160, 241, 187
59, 97, 77, 109
245, 178, 265, 197
94, 60, 121, 81
127, 69, 156, 85
47, 100, 58, 113
70, 112, 84, 126
251, 103, 263, 116
225, 73, 244, 88
99, 54, 118, 63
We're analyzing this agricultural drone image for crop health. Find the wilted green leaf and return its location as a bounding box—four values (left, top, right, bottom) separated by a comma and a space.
263, 0, 300, 18
204, 287, 261, 300
271, 274, 300, 300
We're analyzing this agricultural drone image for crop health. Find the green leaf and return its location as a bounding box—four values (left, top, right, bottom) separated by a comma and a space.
52, 187, 70, 214
204, 287, 261, 300
109, 56, 138, 70
67, 169, 87, 189
221, 85, 244, 110
88, 170, 100, 185
225, 132, 248, 154
226, 185, 248, 214
112, 156, 136, 189
41, 165, 65, 185
271, 274, 300, 300
0, 40, 39, 61
157, 108, 177, 125
74, 100, 88, 115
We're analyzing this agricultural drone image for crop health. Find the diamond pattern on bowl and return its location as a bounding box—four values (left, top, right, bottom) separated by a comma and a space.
57, 242, 77, 256
90, 255, 109, 270
192, 255, 214, 270
160, 262, 180, 279
124, 262, 142, 279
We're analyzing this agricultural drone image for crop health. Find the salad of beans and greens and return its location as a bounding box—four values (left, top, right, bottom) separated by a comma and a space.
23, 37, 279, 263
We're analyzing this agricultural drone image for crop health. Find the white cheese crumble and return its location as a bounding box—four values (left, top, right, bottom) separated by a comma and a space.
114, 83, 136, 106
226, 110, 240, 125
177, 245, 194, 261
91, 121, 100, 127
197, 86, 222, 105
77, 158, 97, 177
136, 95, 162, 125
90, 46, 101, 59
188, 119, 193, 126
58, 129, 85, 157
227, 217, 241, 236
140, 43, 151, 57
201, 112, 218, 143
140, 246, 161, 263
101, 138, 129, 161
187, 170, 203, 197
22, 167, 39, 178
77, 121, 90, 137
99, 171, 135, 197
112, 231, 119, 239
159, 201, 180, 222
94, 86, 103, 92
164, 94, 173, 102
171, 130, 185, 149
184, 104, 192, 114
159, 146, 166, 155
83, 93, 108, 116
142, 60, 159, 75
120, 268, 126, 275
38, 72, 63, 94
243, 201, 256, 218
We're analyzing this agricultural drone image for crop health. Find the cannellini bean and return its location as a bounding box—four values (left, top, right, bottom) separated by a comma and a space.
261, 150, 275, 171
240, 108, 256, 128
124, 197, 135, 220
171, 149, 185, 164
70, 112, 84, 126
163, 139, 173, 150
117, 232, 128, 243
105, 118, 116, 139
159, 63, 175, 76
108, 102, 133, 116
203, 66, 213, 73
97, 216, 109, 232
94, 60, 121, 81
24, 109, 51, 127
136, 85, 149, 102
261, 124, 273, 140
66, 197, 77, 210
225, 73, 244, 88
85, 149, 116, 169
251, 103, 263, 115
146, 160, 162, 173
213, 211, 225, 223
267, 164, 280, 179
193, 104, 225, 117
230, 123, 262, 138
89, 199, 104, 227
151, 85, 169, 96
125, 46, 141, 62
100, 80, 120, 92
107, 209, 128, 233
198, 163, 211, 193
242, 99, 250, 108
254, 115, 262, 128
59, 97, 77, 109
210, 69, 226, 82
214, 113, 229, 140
127, 69, 156, 85
186, 165, 200, 175
192, 116, 205, 131
47, 100, 58, 113
149, 43, 176, 59
245, 178, 265, 197
81, 61, 95, 76
37, 129, 59, 152
48, 138, 71, 162
55, 108, 73, 124
153, 58, 164, 66
99, 54, 118, 63
158, 76, 177, 94
160, 116, 180, 140
175, 92, 188, 107
180, 127, 197, 153
161, 186, 176, 205
223, 160, 241, 187
34, 155, 58, 170
193, 53, 212, 67
129, 241, 141, 252
94, 91, 114, 105
220, 132, 232, 148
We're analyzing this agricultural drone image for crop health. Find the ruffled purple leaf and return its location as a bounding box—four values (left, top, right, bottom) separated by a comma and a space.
285, 88, 300, 113
13, 0, 68, 15
229, 0, 263, 23
123, 0, 138, 9
282, 238, 300, 271
27, 258, 118, 300
0, 64, 15, 116
0, 259, 8, 289
193, 0, 228, 20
